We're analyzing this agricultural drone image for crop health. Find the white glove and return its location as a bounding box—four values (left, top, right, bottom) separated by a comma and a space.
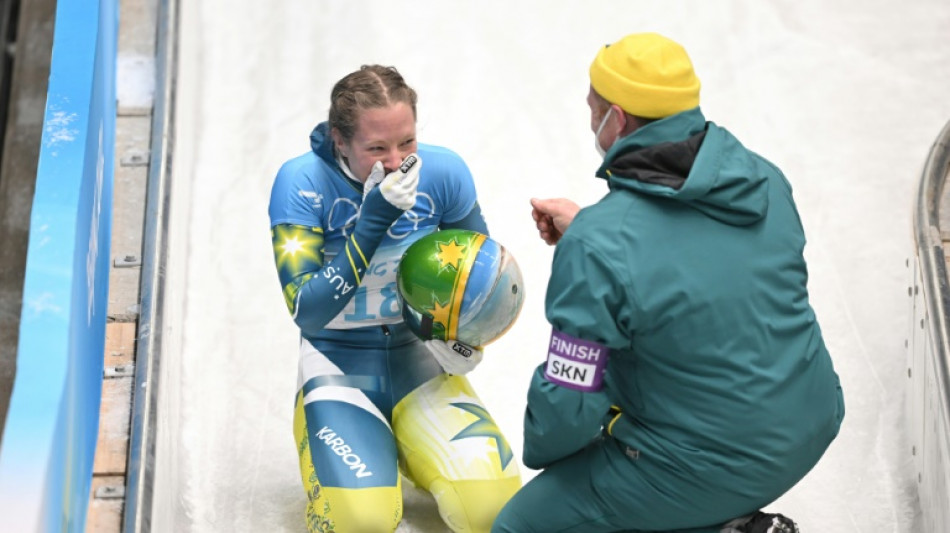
362, 161, 386, 202
364, 154, 420, 210
424, 339, 483, 375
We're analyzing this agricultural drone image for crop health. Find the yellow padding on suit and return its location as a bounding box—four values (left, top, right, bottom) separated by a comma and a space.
318, 486, 403, 533
294, 390, 403, 533
429, 476, 523, 533
394, 374, 521, 533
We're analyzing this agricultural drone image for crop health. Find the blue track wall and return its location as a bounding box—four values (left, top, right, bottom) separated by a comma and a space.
0, 1, 117, 531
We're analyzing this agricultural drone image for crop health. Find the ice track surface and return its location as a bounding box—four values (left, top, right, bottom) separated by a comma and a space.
160, 1, 950, 531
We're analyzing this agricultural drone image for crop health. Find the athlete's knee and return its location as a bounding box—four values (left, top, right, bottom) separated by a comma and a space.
430, 476, 522, 533
307, 486, 402, 533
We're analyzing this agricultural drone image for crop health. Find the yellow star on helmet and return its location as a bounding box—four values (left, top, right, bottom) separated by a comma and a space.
436, 239, 466, 271
428, 298, 453, 331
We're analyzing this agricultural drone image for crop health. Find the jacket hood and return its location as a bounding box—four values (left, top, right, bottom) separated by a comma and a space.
309, 121, 337, 165
596, 108, 769, 226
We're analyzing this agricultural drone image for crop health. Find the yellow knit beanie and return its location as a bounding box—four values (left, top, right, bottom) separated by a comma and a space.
589, 32, 701, 119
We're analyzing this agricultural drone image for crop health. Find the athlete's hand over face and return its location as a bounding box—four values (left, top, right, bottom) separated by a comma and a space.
425, 339, 483, 375
530, 197, 580, 245
367, 154, 421, 210
362, 161, 386, 202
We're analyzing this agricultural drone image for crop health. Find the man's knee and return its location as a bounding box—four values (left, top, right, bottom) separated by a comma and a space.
490, 495, 530, 533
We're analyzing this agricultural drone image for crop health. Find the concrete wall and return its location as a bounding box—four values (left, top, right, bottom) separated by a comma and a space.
0, 0, 54, 444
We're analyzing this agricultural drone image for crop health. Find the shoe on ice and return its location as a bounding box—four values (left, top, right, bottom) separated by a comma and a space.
720, 511, 799, 533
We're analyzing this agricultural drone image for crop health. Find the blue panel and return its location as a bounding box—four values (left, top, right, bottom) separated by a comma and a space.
0, 0, 117, 531
303, 401, 399, 488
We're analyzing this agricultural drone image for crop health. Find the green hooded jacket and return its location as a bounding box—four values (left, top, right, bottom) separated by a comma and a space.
524, 107, 844, 506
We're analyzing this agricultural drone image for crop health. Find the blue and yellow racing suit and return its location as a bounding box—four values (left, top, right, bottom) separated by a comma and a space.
269, 123, 520, 533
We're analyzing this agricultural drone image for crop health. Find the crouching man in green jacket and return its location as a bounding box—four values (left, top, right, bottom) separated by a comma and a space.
492, 32, 844, 533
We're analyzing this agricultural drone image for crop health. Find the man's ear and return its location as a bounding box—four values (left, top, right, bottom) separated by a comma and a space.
615, 106, 638, 137
614, 105, 625, 126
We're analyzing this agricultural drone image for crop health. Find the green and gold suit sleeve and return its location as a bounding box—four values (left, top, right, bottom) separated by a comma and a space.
272, 187, 403, 337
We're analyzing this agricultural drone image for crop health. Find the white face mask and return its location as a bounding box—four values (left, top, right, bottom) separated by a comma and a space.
594, 106, 613, 158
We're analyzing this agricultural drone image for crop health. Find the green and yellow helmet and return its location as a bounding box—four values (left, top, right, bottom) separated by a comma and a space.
396, 229, 524, 347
